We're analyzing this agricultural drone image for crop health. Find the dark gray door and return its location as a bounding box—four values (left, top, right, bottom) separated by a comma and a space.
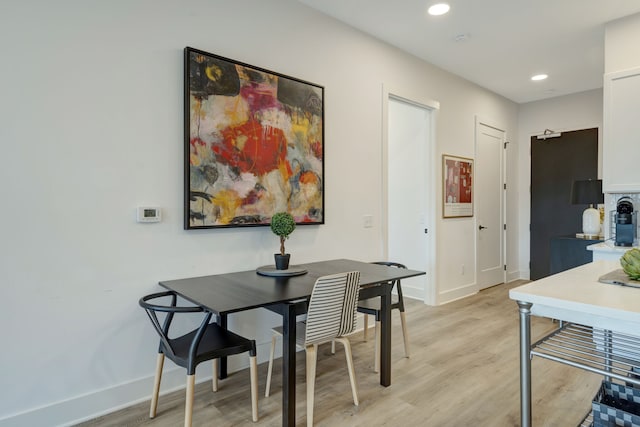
530, 128, 598, 280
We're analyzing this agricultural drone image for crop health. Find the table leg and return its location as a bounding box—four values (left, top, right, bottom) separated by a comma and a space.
282, 303, 297, 427
218, 314, 228, 379
380, 283, 391, 386
517, 301, 532, 427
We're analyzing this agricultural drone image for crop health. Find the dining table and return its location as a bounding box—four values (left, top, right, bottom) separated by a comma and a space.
159, 258, 425, 427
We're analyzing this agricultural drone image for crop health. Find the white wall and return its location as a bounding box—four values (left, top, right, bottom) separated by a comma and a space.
516, 89, 604, 278
0, 0, 518, 425
605, 12, 640, 73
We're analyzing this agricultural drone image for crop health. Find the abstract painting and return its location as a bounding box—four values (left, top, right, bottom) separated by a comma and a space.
443, 154, 473, 218
184, 47, 324, 229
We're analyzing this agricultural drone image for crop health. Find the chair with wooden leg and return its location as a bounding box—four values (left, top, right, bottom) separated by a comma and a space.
139, 290, 258, 427
359, 261, 410, 372
264, 271, 361, 426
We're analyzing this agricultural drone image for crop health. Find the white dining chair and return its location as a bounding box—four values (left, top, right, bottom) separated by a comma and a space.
264, 271, 361, 426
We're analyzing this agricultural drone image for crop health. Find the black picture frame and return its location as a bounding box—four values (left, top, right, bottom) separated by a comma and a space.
184, 47, 325, 229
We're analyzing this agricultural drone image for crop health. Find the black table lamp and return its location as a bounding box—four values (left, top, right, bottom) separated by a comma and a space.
571, 179, 604, 236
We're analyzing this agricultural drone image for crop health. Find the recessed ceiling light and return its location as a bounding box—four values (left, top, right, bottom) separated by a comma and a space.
531, 74, 548, 81
428, 3, 450, 16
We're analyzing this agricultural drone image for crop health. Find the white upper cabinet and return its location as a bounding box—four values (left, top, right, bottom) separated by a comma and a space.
603, 66, 640, 192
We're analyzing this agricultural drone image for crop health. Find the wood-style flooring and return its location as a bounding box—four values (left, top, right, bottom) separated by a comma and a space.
78, 281, 601, 426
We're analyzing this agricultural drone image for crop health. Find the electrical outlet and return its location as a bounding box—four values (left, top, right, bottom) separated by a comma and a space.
461, 264, 465, 275
363, 215, 373, 228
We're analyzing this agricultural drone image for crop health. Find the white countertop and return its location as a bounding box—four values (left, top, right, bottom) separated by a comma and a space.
509, 261, 640, 335
587, 240, 638, 253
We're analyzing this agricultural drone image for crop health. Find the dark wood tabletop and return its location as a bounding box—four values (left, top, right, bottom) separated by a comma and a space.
159, 258, 425, 315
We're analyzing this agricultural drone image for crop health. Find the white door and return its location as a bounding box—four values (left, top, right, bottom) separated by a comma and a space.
475, 121, 505, 289
387, 96, 434, 302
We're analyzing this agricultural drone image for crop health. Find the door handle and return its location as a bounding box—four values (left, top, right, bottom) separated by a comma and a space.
479, 225, 487, 230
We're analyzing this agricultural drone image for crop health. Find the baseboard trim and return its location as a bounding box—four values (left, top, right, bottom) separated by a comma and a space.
402, 283, 423, 301
507, 269, 525, 282
0, 345, 272, 427
0, 366, 186, 427
438, 281, 477, 305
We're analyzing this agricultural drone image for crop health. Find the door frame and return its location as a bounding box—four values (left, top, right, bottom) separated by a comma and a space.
474, 116, 507, 289
382, 85, 439, 305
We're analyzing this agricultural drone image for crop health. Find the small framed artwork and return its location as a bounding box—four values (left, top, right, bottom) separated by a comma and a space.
442, 154, 473, 218
184, 47, 324, 229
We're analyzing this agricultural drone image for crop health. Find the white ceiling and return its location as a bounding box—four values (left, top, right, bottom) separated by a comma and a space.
297, 0, 640, 104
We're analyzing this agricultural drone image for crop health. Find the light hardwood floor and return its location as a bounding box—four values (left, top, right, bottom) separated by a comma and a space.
79, 281, 601, 426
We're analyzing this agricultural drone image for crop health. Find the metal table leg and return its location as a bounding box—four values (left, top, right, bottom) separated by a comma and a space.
218, 314, 228, 379
517, 301, 533, 427
282, 303, 297, 427
380, 282, 392, 386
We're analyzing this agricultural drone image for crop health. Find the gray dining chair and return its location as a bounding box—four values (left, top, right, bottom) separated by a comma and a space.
264, 271, 361, 426
139, 291, 258, 427
359, 261, 410, 372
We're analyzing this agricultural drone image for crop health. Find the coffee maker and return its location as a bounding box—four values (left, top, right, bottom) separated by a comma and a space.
615, 197, 637, 246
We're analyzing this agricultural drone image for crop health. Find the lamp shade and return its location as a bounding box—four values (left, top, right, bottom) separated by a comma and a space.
571, 179, 604, 205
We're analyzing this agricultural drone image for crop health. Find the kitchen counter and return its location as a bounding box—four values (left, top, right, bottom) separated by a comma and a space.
587, 240, 638, 261
510, 259, 640, 335
509, 260, 640, 426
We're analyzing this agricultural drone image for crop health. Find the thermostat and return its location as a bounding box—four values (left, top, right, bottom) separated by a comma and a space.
137, 207, 161, 223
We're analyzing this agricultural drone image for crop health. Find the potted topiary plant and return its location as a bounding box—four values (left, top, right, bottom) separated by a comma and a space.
270, 211, 296, 270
